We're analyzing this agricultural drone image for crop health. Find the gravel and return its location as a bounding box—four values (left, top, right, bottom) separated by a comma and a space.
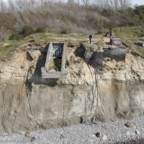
0, 115, 144, 144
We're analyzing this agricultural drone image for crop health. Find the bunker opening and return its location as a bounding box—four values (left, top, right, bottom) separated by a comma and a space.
41, 42, 67, 78
48, 43, 63, 71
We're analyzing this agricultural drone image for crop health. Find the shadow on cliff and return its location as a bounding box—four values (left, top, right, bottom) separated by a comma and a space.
74, 43, 86, 59
74, 44, 103, 70
25, 44, 58, 90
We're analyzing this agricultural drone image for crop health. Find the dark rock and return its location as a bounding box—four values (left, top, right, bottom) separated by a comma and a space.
31, 137, 36, 142
95, 132, 101, 138
27, 50, 36, 61
60, 134, 65, 139
28, 40, 35, 43
125, 122, 133, 128
25, 131, 30, 138
80, 117, 83, 124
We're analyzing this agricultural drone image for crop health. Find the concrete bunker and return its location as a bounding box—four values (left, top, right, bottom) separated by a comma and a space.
103, 47, 126, 61
41, 42, 67, 78
84, 43, 127, 71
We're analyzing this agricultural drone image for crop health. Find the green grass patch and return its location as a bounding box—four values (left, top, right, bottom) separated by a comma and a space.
115, 26, 143, 38
0, 40, 19, 60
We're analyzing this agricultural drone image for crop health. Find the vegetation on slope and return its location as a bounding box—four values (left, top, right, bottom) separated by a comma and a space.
0, 0, 144, 59
0, 0, 144, 40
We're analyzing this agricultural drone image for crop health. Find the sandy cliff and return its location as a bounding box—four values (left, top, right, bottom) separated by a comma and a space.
0, 39, 144, 134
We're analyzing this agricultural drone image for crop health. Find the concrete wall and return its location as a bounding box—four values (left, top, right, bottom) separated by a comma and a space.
84, 48, 126, 71
41, 42, 67, 78
103, 48, 126, 61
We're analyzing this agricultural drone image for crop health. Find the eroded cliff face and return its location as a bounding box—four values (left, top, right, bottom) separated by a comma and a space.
0, 42, 144, 134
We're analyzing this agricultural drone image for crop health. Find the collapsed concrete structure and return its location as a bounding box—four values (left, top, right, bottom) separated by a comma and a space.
41, 39, 126, 78
84, 40, 127, 71
41, 42, 67, 78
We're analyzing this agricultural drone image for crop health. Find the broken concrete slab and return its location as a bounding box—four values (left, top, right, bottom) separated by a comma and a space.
27, 49, 36, 60
103, 48, 126, 61
135, 41, 144, 47
84, 51, 94, 63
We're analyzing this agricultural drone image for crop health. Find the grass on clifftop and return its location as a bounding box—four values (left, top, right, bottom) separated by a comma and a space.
0, 27, 144, 60
0, 40, 19, 60
114, 26, 144, 57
